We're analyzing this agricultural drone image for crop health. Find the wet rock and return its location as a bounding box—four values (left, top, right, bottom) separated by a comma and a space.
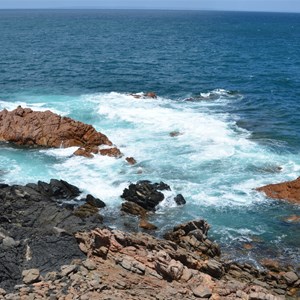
121, 180, 170, 211
243, 243, 254, 250
174, 194, 186, 205
169, 131, 182, 137
99, 147, 122, 157
121, 201, 147, 217
282, 215, 300, 223
257, 177, 300, 204
126, 157, 137, 165
73, 203, 101, 219
260, 259, 280, 272
73, 147, 94, 158
145, 92, 157, 99
139, 218, 157, 230
130, 92, 157, 99
85, 194, 106, 208
0, 106, 120, 158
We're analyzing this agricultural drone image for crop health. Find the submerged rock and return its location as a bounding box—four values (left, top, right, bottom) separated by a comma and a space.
257, 177, 300, 204
0, 106, 121, 158
283, 215, 300, 223
169, 131, 182, 137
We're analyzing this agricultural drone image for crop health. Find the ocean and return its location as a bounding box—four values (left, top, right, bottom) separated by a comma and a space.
0, 9, 299, 266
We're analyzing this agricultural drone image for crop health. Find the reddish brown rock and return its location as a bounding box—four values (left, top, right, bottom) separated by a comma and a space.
0, 106, 121, 158
169, 131, 182, 137
139, 218, 157, 230
243, 243, 254, 250
145, 92, 157, 99
99, 147, 122, 157
130, 92, 157, 99
126, 157, 137, 165
257, 177, 300, 204
283, 215, 300, 223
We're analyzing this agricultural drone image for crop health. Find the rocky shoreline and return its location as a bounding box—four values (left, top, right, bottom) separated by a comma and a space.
0, 180, 299, 300
0, 106, 299, 299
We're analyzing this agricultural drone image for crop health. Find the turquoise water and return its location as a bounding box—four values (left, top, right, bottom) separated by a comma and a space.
0, 10, 299, 265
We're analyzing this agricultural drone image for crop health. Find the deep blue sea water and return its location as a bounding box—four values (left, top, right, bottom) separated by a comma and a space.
0, 9, 300, 266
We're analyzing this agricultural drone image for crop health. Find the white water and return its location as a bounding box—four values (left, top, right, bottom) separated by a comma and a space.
0, 91, 299, 263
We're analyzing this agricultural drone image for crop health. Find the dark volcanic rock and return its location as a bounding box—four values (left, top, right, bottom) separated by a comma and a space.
0, 180, 104, 291
174, 194, 186, 205
121, 180, 171, 211
85, 194, 106, 208
0, 106, 121, 158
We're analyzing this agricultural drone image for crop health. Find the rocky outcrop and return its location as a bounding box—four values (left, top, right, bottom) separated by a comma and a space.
121, 181, 170, 211
1, 214, 299, 299
0, 180, 104, 291
130, 92, 157, 99
1, 179, 299, 299
0, 106, 121, 158
121, 180, 186, 212
121, 181, 186, 230
257, 177, 300, 204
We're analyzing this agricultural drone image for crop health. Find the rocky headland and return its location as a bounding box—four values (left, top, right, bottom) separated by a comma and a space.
0, 180, 299, 300
0, 106, 121, 158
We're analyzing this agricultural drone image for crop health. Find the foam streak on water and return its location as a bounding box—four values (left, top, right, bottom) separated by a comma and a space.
0, 91, 299, 264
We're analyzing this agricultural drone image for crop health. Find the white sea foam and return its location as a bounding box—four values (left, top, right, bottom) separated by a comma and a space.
61, 91, 298, 209
1, 91, 300, 210
0, 100, 65, 115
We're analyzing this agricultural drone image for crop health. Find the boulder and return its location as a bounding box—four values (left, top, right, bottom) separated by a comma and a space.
121, 201, 147, 217
126, 157, 137, 165
85, 194, 106, 208
139, 218, 157, 230
121, 180, 171, 211
22, 269, 40, 284
257, 177, 300, 204
0, 106, 120, 158
174, 194, 186, 205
